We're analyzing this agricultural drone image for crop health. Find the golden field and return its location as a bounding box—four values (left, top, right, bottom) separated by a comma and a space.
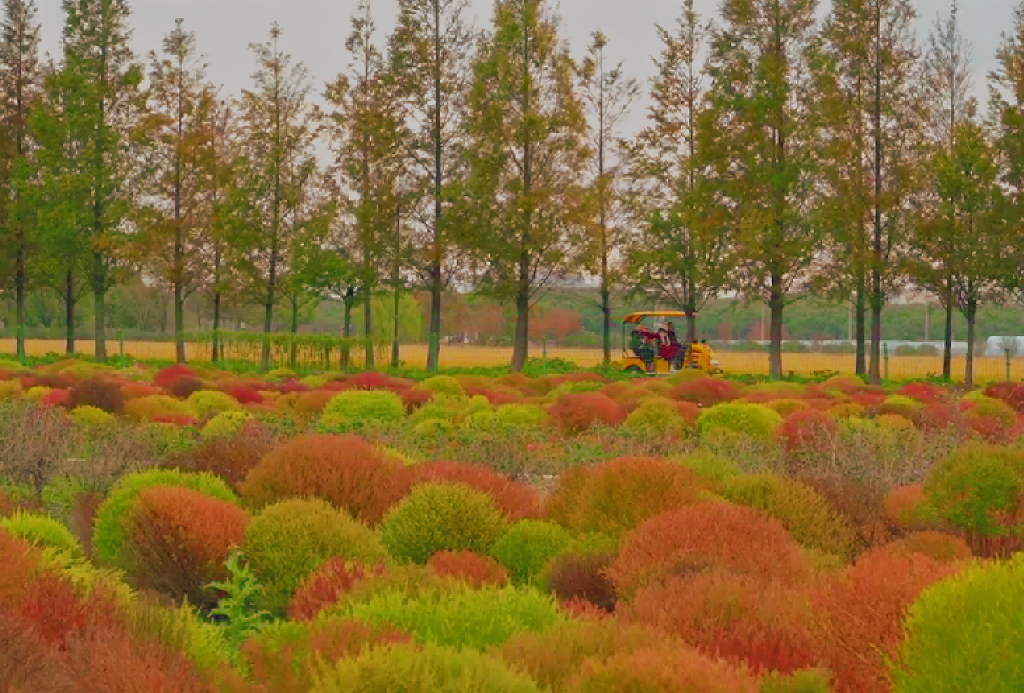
3, 338, 1023, 382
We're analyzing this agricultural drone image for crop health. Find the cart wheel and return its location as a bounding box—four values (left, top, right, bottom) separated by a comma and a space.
624, 365, 645, 376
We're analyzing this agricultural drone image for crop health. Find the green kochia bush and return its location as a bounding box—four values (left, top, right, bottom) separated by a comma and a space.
697, 402, 783, 441
187, 390, 241, 418
244, 498, 391, 616
92, 469, 238, 569
329, 584, 563, 650
312, 643, 542, 693
322, 390, 405, 431
890, 553, 1024, 692
200, 410, 251, 440
489, 520, 574, 584
0, 511, 83, 556
380, 482, 507, 564
419, 375, 466, 397
924, 444, 1024, 540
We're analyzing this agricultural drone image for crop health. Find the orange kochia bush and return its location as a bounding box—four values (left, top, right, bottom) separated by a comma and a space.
548, 392, 626, 434
571, 644, 761, 693
606, 503, 812, 597
410, 460, 543, 521
777, 409, 837, 454
241, 434, 414, 524
287, 559, 389, 622
426, 550, 509, 588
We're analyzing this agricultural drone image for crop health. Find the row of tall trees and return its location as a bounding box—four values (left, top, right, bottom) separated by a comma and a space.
1, 0, 1023, 381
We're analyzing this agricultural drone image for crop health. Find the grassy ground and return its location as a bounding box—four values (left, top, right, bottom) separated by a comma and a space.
3, 338, 1023, 382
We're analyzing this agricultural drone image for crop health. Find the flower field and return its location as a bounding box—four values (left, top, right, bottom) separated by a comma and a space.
2, 357, 1024, 691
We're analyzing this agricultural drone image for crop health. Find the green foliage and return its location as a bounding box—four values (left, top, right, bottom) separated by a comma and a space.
322, 390, 405, 431
623, 399, 689, 437
244, 498, 390, 615
671, 452, 742, 488
121, 596, 233, 675
186, 390, 242, 418
890, 554, 1024, 692
420, 375, 466, 397
69, 405, 116, 432
411, 393, 489, 425
924, 444, 1024, 538
332, 584, 563, 650
547, 380, 605, 399
412, 417, 454, 440
312, 643, 542, 693
697, 402, 783, 441
380, 482, 508, 564
43, 476, 87, 523
207, 551, 272, 653
0, 511, 83, 556
759, 669, 833, 693
92, 468, 239, 569
200, 410, 252, 440
489, 520, 574, 584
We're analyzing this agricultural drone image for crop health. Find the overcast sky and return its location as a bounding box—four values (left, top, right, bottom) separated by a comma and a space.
33, 0, 1013, 134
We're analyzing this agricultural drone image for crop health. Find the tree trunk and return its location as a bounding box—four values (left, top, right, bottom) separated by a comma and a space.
92, 253, 107, 363
65, 268, 75, 355
428, 264, 442, 373
512, 250, 530, 372
428, 1, 444, 374
965, 296, 976, 387
212, 291, 221, 362
289, 296, 299, 369
600, 276, 611, 365
855, 275, 866, 376
174, 247, 186, 364
363, 284, 374, 369
942, 282, 953, 380
261, 245, 278, 373
868, 269, 883, 385
769, 274, 784, 380
15, 243, 26, 361
341, 290, 353, 371
686, 310, 697, 345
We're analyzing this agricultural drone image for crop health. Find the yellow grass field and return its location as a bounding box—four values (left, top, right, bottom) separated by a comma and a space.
3, 338, 1023, 382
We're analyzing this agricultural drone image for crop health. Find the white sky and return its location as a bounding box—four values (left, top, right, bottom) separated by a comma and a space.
33, 0, 1012, 135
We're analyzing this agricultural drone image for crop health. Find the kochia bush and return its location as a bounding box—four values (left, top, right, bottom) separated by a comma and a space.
489, 520, 574, 584
321, 390, 405, 431
410, 460, 542, 521
0, 512, 83, 557
697, 402, 783, 442
426, 550, 509, 588
548, 391, 626, 434
287, 559, 389, 621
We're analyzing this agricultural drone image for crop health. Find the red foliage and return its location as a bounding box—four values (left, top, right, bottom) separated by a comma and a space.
125, 486, 248, 608
670, 378, 741, 407
899, 381, 947, 404
31, 373, 80, 390
40, 388, 72, 409
183, 422, 272, 488
575, 644, 760, 693
984, 381, 1024, 414
0, 528, 41, 604
626, 571, 820, 676
607, 503, 812, 597
411, 460, 543, 521
400, 386, 435, 412
0, 610, 76, 692
885, 530, 972, 563
69, 377, 127, 414
16, 575, 117, 645
548, 391, 626, 434
427, 550, 509, 588
121, 381, 163, 400
242, 434, 415, 524
882, 483, 932, 531
560, 597, 611, 620
546, 551, 618, 613
293, 390, 335, 417
675, 401, 701, 424
287, 559, 389, 621
808, 547, 959, 693
545, 372, 607, 388
468, 386, 523, 406
274, 379, 309, 394
777, 409, 838, 454
346, 371, 392, 391
169, 376, 205, 399
849, 391, 885, 411
223, 383, 264, 405
153, 364, 198, 391
0, 489, 16, 518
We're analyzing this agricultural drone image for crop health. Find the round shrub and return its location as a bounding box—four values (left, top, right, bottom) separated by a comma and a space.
312, 642, 542, 693
185, 390, 241, 418
244, 498, 391, 615
489, 520, 573, 585
720, 474, 858, 558
548, 392, 626, 434
242, 434, 413, 524
169, 375, 204, 399
181, 423, 272, 489
0, 512, 82, 557
777, 409, 837, 454
697, 402, 783, 442
125, 394, 196, 422
321, 390, 405, 431
571, 645, 762, 693
92, 468, 238, 569
153, 364, 198, 390
68, 377, 126, 414
883, 483, 940, 531
200, 410, 251, 440
419, 375, 466, 397
963, 395, 1017, 427
380, 482, 508, 564
671, 452, 742, 489
544, 550, 618, 613
412, 417, 454, 440
331, 584, 562, 650
889, 553, 1024, 692
427, 550, 509, 588
410, 461, 542, 521
546, 457, 707, 536
288, 559, 390, 621
607, 503, 812, 597
291, 390, 335, 418
670, 377, 741, 407
623, 399, 690, 438
885, 531, 972, 563
124, 486, 248, 608
69, 405, 116, 432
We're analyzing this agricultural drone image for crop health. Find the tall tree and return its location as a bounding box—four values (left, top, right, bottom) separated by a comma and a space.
921, 1, 974, 379
50, 0, 144, 361
578, 30, 639, 364
238, 24, 320, 372
390, 0, 476, 372
700, 0, 822, 380
141, 19, 211, 363
461, 0, 589, 372
0, 0, 43, 360
624, 0, 729, 344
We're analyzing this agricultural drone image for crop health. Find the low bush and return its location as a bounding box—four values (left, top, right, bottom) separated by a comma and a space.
883, 483, 940, 532
181, 423, 273, 489
92, 468, 238, 569
697, 403, 783, 442
544, 550, 618, 613
201, 410, 252, 440
427, 550, 509, 588
548, 391, 626, 434
287, 559, 389, 621
763, 398, 810, 418
332, 584, 562, 650
671, 378, 741, 407
777, 409, 837, 454
321, 390, 405, 431
154, 364, 198, 390
607, 503, 812, 597
0, 511, 83, 556
242, 434, 413, 524
124, 486, 248, 609
670, 452, 742, 489
623, 398, 691, 438
420, 375, 466, 397
244, 498, 390, 615
312, 643, 542, 693
889, 552, 1024, 692
546, 457, 707, 536
380, 482, 508, 564
125, 394, 196, 422
187, 390, 242, 418
69, 404, 117, 432
169, 376, 205, 399
410, 460, 542, 521
489, 520, 574, 584
962, 395, 1017, 428
291, 390, 335, 418
569, 644, 761, 693
884, 531, 972, 563
69, 376, 127, 414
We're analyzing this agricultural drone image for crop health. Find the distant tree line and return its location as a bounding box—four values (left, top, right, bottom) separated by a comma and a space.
1, 0, 1024, 383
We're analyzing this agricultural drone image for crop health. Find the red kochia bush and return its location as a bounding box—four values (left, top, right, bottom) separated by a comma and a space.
346, 371, 393, 391
607, 503, 811, 597
287, 559, 389, 621
153, 364, 198, 390
426, 550, 509, 588
183, 422, 273, 488
670, 378, 741, 407
777, 409, 838, 454
626, 571, 819, 676
984, 381, 1024, 413
69, 377, 127, 414
0, 611, 75, 693
0, 528, 41, 604
884, 530, 972, 563
899, 381, 947, 404
410, 460, 543, 521
223, 383, 264, 405
808, 547, 959, 693
548, 391, 626, 434
400, 387, 435, 412
169, 376, 205, 399
121, 381, 163, 400
546, 551, 618, 613
125, 486, 248, 608
241, 434, 414, 524
40, 388, 72, 409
